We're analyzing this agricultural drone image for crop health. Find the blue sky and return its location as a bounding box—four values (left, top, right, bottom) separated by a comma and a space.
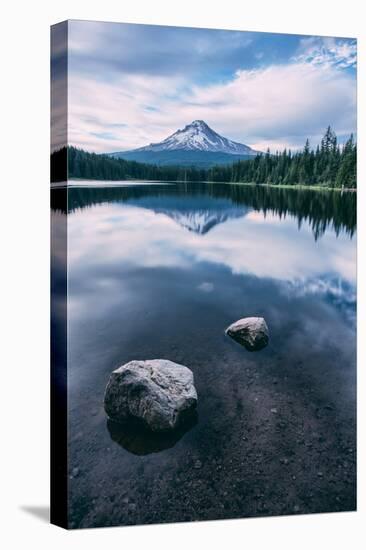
56, 20, 357, 153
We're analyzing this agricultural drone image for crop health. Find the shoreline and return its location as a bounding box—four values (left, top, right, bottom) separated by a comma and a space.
230, 182, 357, 192
60, 179, 357, 192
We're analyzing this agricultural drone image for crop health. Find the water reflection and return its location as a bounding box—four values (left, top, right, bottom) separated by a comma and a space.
62, 183, 356, 240
62, 183, 356, 526
280, 276, 356, 325
65, 190, 356, 298
124, 195, 250, 234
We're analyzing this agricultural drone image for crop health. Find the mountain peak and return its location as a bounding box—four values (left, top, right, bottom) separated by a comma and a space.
190, 119, 207, 126
130, 120, 259, 156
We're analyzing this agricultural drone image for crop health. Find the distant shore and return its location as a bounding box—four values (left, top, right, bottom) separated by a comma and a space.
231, 181, 357, 192
54, 178, 357, 192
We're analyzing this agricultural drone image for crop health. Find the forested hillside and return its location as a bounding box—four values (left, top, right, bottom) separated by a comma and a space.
59, 127, 356, 188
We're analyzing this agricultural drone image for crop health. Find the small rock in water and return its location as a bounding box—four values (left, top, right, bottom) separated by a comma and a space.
104, 359, 197, 432
225, 317, 269, 351
194, 459, 202, 469
270, 408, 278, 414
71, 467, 79, 478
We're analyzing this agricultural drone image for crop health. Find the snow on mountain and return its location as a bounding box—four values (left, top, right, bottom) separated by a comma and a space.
130, 120, 258, 156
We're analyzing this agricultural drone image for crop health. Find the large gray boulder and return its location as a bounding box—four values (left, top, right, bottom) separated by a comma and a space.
225, 316, 269, 351
104, 359, 197, 432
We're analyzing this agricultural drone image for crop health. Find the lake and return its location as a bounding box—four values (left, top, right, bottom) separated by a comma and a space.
51, 183, 356, 528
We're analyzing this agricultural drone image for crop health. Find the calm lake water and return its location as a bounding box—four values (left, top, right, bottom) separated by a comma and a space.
51, 183, 356, 528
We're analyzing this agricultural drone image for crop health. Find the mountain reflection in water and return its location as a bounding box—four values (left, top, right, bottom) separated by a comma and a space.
52, 182, 356, 240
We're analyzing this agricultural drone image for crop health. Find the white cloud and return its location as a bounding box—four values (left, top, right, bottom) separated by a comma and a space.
68, 58, 356, 153
68, 73, 185, 151
293, 37, 357, 70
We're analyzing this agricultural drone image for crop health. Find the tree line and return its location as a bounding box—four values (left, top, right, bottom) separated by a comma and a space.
210, 127, 356, 188
57, 127, 356, 188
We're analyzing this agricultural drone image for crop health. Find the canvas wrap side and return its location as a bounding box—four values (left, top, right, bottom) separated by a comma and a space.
50, 20, 68, 529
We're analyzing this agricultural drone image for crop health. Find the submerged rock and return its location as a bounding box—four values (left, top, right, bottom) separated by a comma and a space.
225, 316, 269, 351
104, 359, 197, 432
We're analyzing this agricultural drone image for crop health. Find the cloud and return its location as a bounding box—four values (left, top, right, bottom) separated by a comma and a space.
69, 59, 356, 152
90, 131, 120, 141
68, 73, 186, 151
68, 20, 254, 81
51, 22, 68, 151
197, 282, 214, 292
293, 37, 357, 70
65, 22, 356, 153
182, 61, 356, 150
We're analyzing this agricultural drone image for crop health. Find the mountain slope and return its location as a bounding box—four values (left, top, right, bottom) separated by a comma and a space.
109, 120, 260, 167
133, 120, 257, 155
112, 149, 254, 167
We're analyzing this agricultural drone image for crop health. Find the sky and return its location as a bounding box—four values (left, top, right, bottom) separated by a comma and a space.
52, 20, 357, 153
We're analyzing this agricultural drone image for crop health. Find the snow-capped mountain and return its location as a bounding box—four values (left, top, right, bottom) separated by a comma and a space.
133, 120, 258, 155
109, 121, 260, 167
